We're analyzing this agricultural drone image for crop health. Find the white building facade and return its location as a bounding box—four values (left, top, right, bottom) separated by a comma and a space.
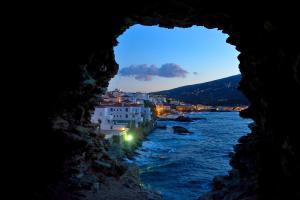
149, 95, 167, 104
91, 105, 152, 131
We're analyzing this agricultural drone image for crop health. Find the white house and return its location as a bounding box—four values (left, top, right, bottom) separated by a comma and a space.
91, 104, 152, 131
149, 95, 166, 104
135, 92, 149, 101
122, 92, 149, 104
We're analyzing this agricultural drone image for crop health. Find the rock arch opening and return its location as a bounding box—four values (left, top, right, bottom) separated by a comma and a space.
24, 3, 300, 200
99, 24, 251, 199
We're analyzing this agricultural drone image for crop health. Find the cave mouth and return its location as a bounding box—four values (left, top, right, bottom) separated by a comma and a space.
24, 3, 300, 200
97, 24, 252, 199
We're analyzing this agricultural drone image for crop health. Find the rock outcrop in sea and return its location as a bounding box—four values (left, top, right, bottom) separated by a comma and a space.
172, 126, 193, 134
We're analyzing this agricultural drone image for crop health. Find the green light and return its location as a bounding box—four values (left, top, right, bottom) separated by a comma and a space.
124, 134, 133, 141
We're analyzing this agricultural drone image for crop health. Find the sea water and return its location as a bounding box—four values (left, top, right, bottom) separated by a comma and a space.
129, 112, 253, 200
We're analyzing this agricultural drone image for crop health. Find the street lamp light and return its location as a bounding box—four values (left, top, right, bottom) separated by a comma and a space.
124, 134, 133, 142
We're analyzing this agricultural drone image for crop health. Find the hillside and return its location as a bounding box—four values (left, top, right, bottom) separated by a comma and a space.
152, 74, 249, 106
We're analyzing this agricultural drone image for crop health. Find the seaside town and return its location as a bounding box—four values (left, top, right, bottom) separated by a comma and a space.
90, 88, 248, 152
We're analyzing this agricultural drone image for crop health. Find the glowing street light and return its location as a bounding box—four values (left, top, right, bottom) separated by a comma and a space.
124, 134, 133, 142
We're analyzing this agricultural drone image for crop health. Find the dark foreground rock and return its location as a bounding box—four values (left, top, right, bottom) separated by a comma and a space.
172, 126, 193, 135
90, 165, 163, 200
21, 2, 300, 200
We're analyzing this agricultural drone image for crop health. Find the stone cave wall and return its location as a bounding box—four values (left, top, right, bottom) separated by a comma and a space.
23, 2, 300, 200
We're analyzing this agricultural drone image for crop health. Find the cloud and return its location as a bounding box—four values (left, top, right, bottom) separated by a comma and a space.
158, 63, 188, 78
119, 63, 188, 81
193, 72, 198, 75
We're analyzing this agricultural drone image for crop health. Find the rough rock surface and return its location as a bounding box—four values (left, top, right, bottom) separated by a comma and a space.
17, 1, 300, 200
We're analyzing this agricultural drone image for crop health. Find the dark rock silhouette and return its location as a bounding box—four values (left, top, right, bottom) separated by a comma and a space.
17, 2, 300, 200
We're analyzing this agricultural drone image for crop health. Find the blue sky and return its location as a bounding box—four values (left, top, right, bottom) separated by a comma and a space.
108, 25, 240, 92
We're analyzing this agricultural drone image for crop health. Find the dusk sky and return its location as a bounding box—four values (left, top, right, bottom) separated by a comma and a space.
108, 25, 240, 92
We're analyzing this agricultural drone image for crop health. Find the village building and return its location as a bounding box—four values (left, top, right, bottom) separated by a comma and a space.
91, 104, 152, 131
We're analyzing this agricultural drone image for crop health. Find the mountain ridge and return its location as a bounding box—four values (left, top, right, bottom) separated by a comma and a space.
151, 74, 249, 106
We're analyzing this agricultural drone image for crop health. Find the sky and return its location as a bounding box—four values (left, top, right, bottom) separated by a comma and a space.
108, 25, 240, 92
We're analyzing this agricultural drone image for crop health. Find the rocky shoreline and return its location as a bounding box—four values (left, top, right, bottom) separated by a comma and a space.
43, 120, 162, 200
102, 122, 163, 199
87, 164, 162, 200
